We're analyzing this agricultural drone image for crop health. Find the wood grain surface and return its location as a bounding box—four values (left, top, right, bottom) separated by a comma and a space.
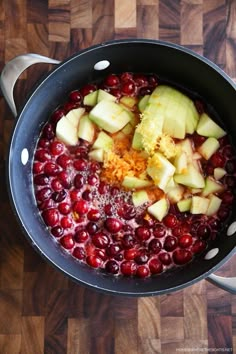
0, 1, 236, 353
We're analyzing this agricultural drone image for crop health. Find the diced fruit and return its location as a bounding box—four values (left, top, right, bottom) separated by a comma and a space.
202, 176, 224, 197
83, 90, 98, 106
147, 152, 176, 191
166, 185, 184, 203
56, 116, 78, 146
122, 176, 152, 189
138, 95, 150, 112
190, 196, 210, 214
147, 198, 169, 221
132, 130, 143, 150
185, 102, 199, 134
122, 123, 134, 135
214, 167, 226, 180
66, 107, 85, 127
92, 131, 114, 151
132, 190, 150, 207
88, 149, 104, 162
174, 152, 187, 174
198, 137, 220, 160
120, 96, 138, 109
97, 89, 116, 103
191, 188, 202, 194
206, 195, 222, 216
177, 198, 192, 212
174, 165, 205, 189
78, 114, 95, 142
176, 139, 193, 162
196, 112, 226, 139
89, 100, 131, 133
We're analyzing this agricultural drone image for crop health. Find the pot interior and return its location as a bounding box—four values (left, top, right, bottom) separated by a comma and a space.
8, 40, 236, 295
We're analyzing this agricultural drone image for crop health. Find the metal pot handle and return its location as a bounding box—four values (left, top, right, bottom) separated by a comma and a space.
207, 273, 236, 294
0, 54, 60, 117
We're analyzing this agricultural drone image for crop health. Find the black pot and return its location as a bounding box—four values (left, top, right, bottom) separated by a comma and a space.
1, 39, 236, 296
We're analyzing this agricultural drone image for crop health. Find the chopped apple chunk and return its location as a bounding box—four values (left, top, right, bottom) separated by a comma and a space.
147, 197, 169, 221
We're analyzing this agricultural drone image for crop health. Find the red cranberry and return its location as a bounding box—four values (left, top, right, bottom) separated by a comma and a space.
192, 240, 207, 253
135, 227, 151, 241
87, 209, 100, 221
80, 84, 97, 97
38, 138, 50, 148
73, 200, 89, 214
224, 176, 235, 188
105, 74, 120, 87
121, 80, 135, 95
120, 260, 137, 276
33, 162, 43, 174
36, 187, 52, 202
61, 216, 73, 229
35, 149, 51, 162
139, 86, 152, 96
38, 198, 55, 211
74, 230, 89, 243
86, 255, 102, 268
34, 174, 50, 186
223, 145, 234, 158
74, 146, 88, 158
148, 239, 162, 254
114, 253, 124, 261
50, 141, 64, 155
58, 202, 71, 215
149, 259, 163, 274
73, 247, 86, 260
42, 123, 55, 140
117, 204, 136, 220
193, 133, 206, 147
50, 108, 64, 124
94, 249, 107, 261
110, 88, 122, 98
197, 225, 211, 239
122, 234, 136, 249
178, 234, 193, 248
104, 204, 113, 215
222, 190, 234, 204
58, 171, 72, 189
69, 90, 82, 103
44, 162, 60, 176
73, 158, 88, 171
56, 154, 71, 168
106, 244, 121, 257
136, 265, 150, 278
60, 234, 75, 249
218, 207, 230, 221
133, 74, 148, 87
173, 249, 192, 265
120, 72, 133, 82
90, 161, 100, 172
74, 174, 85, 189
98, 182, 109, 194
86, 222, 99, 235
124, 248, 138, 260
105, 260, 119, 274
92, 232, 110, 249
163, 214, 178, 228
135, 250, 149, 264
158, 252, 172, 266
88, 174, 99, 186
63, 101, 78, 114
153, 225, 166, 238
42, 208, 59, 227
70, 190, 81, 202
52, 189, 67, 203
164, 236, 178, 251
51, 226, 64, 238
211, 153, 226, 168
148, 75, 158, 87
105, 218, 122, 233
82, 190, 93, 201
226, 160, 236, 174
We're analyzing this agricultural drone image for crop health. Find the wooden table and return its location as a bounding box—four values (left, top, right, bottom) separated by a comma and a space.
1, 1, 236, 353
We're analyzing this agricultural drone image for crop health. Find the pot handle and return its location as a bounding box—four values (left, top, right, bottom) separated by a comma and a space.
0, 54, 60, 117
207, 273, 236, 294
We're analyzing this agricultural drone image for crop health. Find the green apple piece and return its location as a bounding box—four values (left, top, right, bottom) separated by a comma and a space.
56, 116, 78, 146
166, 185, 184, 203
122, 123, 134, 135
66, 107, 85, 127
138, 95, 150, 113
147, 197, 169, 221
97, 89, 116, 103
202, 176, 224, 197
206, 195, 222, 216
185, 101, 199, 134
177, 198, 192, 212
122, 176, 152, 189
164, 177, 175, 190
191, 188, 202, 194
174, 165, 205, 189
132, 130, 143, 150
120, 96, 137, 109
88, 149, 104, 162
83, 90, 98, 106
214, 167, 226, 180
92, 131, 114, 151
147, 152, 176, 191
89, 100, 131, 133
132, 190, 150, 207
196, 112, 226, 138
176, 138, 193, 162
78, 114, 95, 143
198, 137, 220, 160
190, 196, 210, 214
174, 152, 188, 174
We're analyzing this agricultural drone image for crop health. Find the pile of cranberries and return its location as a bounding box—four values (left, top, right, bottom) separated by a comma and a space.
32, 72, 236, 278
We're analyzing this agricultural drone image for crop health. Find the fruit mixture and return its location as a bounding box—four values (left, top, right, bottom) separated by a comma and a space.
33, 72, 236, 278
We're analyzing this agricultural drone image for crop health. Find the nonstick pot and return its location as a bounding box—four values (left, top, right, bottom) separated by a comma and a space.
1, 39, 236, 296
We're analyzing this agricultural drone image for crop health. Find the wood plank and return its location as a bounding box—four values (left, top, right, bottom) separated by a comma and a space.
21, 317, 44, 354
